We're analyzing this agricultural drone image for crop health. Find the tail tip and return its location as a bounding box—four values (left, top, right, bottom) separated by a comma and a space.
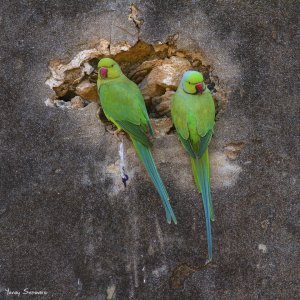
166, 214, 172, 224
205, 257, 212, 265
166, 216, 177, 225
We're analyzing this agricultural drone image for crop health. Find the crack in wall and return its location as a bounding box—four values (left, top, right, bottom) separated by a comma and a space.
128, 4, 144, 35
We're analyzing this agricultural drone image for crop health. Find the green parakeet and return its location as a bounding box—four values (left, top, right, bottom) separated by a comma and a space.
171, 70, 215, 260
97, 58, 177, 224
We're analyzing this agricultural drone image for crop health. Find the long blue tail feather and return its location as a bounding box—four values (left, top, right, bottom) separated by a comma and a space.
204, 150, 214, 221
191, 149, 213, 260
132, 138, 177, 224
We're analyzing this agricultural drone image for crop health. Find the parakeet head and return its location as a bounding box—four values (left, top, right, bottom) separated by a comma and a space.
180, 70, 205, 94
98, 58, 122, 80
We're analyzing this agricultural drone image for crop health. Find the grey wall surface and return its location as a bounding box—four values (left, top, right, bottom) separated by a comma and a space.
0, 1, 299, 299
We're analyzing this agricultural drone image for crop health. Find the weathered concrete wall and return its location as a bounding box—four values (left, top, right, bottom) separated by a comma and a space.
0, 1, 298, 299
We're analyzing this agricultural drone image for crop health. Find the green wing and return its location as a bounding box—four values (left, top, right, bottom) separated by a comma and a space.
197, 130, 213, 158
177, 133, 196, 159
195, 92, 215, 138
171, 89, 215, 157
133, 81, 154, 136
99, 76, 152, 146
171, 92, 189, 140
117, 120, 152, 147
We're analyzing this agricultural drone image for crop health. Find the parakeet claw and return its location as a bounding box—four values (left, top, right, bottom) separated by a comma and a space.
113, 128, 123, 136
97, 107, 124, 140
106, 128, 124, 141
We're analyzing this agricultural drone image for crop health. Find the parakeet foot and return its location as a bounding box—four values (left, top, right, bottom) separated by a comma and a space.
112, 128, 123, 136
105, 127, 125, 141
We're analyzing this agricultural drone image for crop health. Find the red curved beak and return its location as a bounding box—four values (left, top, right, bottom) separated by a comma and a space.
195, 83, 203, 93
100, 67, 108, 79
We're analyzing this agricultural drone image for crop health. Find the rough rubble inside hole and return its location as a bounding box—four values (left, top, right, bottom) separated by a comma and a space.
45, 39, 227, 135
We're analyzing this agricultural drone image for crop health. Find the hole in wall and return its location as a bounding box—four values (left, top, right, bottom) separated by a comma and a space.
45, 36, 227, 135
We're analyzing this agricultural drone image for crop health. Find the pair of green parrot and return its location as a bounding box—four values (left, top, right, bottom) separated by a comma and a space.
97, 58, 215, 260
